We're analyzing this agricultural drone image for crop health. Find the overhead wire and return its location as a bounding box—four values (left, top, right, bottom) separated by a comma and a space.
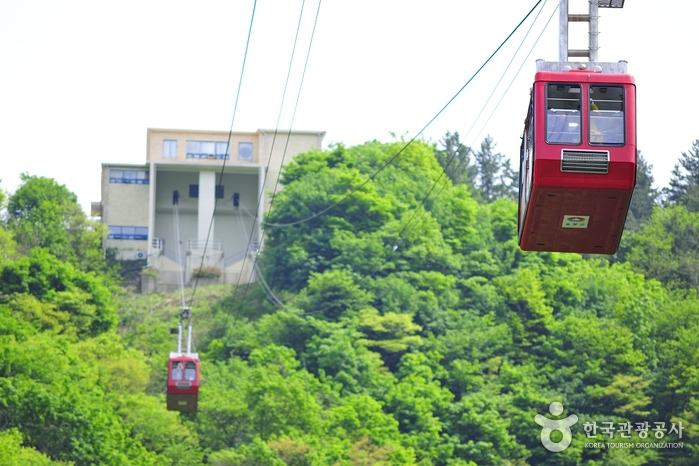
438, 0, 558, 202
407, 0, 559, 242
233, 0, 324, 313
236, 207, 285, 308
297, 1, 552, 317
187, 0, 258, 309
469, 0, 558, 150
459, 0, 550, 146
227, 0, 549, 328
261, 0, 544, 229
300, 0, 556, 317
408, 0, 554, 227
228, 0, 322, 325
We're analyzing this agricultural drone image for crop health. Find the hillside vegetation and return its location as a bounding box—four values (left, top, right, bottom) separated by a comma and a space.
1, 138, 699, 465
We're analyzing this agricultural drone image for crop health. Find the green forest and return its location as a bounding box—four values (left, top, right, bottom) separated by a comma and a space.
2, 135, 699, 465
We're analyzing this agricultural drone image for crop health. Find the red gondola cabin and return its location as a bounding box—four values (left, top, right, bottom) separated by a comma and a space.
167, 352, 200, 412
518, 62, 636, 254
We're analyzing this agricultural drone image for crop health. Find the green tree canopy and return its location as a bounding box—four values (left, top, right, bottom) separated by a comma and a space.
626, 151, 659, 230
665, 140, 699, 212
5, 174, 106, 273
472, 136, 517, 203
620, 205, 699, 292
434, 131, 477, 190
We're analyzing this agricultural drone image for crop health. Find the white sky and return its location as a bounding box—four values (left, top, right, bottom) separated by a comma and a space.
1, 0, 696, 212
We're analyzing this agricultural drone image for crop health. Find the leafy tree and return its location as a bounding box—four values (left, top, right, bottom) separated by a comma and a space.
244, 345, 323, 441
434, 131, 477, 190
542, 314, 646, 413
0, 248, 116, 337
429, 183, 482, 255
626, 151, 659, 230
0, 225, 18, 266
0, 181, 18, 266
296, 269, 372, 320
494, 267, 554, 348
196, 359, 253, 451
620, 205, 699, 292
447, 391, 530, 464
116, 393, 205, 465
304, 324, 394, 398
8, 139, 699, 464
665, 140, 699, 212
267, 438, 315, 466
0, 332, 158, 465
5, 174, 107, 273
385, 353, 454, 462
208, 438, 285, 466
472, 136, 517, 203
0, 428, 71, 465
262, 140, 458, 291
653, 295, 699, 417
357, 308, 422, 368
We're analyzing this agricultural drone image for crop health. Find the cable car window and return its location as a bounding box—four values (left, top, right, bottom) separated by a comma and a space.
589, 86, 624, 145
546, 84, 581, 144
172, 361, 184, 381
185, 361, 196, 381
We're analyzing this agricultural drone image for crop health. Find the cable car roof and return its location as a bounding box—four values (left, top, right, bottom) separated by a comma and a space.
536, 60, 628, 74
170, 352, 200, 359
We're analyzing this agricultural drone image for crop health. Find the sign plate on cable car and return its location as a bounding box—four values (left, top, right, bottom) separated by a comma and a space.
562, 215, 590, 228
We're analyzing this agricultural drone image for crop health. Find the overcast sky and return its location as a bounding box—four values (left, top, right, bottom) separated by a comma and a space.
1, 0, 696, 212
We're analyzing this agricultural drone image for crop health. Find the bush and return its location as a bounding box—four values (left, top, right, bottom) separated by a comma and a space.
192, 267, 222, 279
140, 268, 159, 278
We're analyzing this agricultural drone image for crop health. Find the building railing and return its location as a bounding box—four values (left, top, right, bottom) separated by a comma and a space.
186, 239, 223, 251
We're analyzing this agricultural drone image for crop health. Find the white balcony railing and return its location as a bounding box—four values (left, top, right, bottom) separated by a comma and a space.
151, 237, 165, 254
186, 239, 223, 251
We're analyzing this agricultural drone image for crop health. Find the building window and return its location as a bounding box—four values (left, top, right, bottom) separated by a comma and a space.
186, 140, 229, 159
189, 184, 224, 199
108, 225, 148, 240
215, 142, 229, 159
163, 140, 178, 158
109, 169, 149, 184
238, 142, 253, 161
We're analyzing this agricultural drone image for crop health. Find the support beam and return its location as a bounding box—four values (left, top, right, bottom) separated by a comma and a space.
559, 0, 568, 62
198, 171, 216, 246
589, 0, 600, 62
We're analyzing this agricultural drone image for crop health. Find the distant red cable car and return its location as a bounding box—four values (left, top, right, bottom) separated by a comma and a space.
167, 352, 200, 412
518, 62, 636, 254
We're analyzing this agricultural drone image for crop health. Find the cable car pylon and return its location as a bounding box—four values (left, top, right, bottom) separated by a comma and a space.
517, 0, 635, 254
166, 190, 201, 412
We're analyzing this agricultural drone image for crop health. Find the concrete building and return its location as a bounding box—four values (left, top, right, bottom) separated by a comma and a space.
94, 128, 325, 290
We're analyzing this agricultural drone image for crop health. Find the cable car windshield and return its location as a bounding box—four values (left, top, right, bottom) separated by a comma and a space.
171, 360, 197, 381
546, 84, 581, 144
590, 85, 624, 145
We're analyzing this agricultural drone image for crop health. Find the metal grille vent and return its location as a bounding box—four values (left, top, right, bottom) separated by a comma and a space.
561, 150, 609, 174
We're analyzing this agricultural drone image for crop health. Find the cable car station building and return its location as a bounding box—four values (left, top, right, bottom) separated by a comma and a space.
94, 128, 325, 291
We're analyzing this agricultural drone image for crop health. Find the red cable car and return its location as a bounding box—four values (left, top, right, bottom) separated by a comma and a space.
167, 352, 200, 412
518, 62, 636, 254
